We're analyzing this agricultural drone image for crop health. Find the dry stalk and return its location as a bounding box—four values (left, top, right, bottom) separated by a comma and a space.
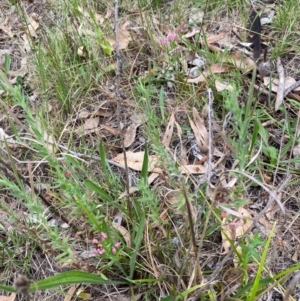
114, 0, 132, 221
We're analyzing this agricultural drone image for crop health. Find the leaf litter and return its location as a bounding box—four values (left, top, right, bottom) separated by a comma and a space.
1, 0, 300, 300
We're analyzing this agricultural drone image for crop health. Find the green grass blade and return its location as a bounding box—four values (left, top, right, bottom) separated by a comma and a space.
129, 212, 145, 279
84, 179, 112, 202
141, 144, 149, 183
29, 270, 125, 292
248, 223, 275, 301
0, 284, 17, 293
0, 271, 126, 293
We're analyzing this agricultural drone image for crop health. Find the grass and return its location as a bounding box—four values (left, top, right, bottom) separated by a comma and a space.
0, 0, 300, 300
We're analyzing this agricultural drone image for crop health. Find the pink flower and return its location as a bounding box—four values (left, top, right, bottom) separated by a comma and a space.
92, 238, 98, 244
114, 242, 121, 248
112, 247, 117, 254
177, 22, 187, 33
100, 232, 107, 241
159, 37, 169, 45
167, 33, 179, 42
97, 248, 105, 255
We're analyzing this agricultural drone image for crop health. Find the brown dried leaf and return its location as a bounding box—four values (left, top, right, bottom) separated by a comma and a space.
179, 165, 208, 174
124, 114, 144, 148
187, 64, 235, 83
63, 285, 79, 301
118, 187, 139, 199
148, 172, 160, 185
108, 21, 132, 50
27, 13, 39, 38
0, 294, 16, 301
162, 112, 175, 147
0, 24, 14, 38
183, 28, 200, 38
111, 151, 162, 173
215, 80, 234, 92
275, 57, 284, 111
189, 107, 209, 153
206, 32, 227, 44
187, 73, 206, 83
112, 224, 131, 247
226, 53, 255, 73
84, 117, 99, 131
221, 207, 252, 256
264, 76, 300, 93
210, 64, 236, 73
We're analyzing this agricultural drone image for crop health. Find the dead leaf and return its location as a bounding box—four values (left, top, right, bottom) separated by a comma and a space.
179, 165, 208, 174
275, 57, 284, 111
189, 10, 204, 24
206, 32, 228, 44
187, 64, 235, 83
108, 21, 132, 50
162, 112, 175, 147
0, 128, 18, 146
183, 28, 200, 38
112, 223, 131, 247
188, 107, 209, 153
101, 125, 118, 136
118, 187, 139, 199
221, 207, 252, 258
0, 294, 16, 301
84, 117, 99, 131
26, 13, 39, 38
264, 76, 300, 93
111, 151, 162, 173
36, 120, 57, 153
226, 53, 255, 73
124, 114, 144, 148
210, 64, 236, 73
215, 80, 234, 92
64, 285, 78, 301
187, 73, 206, 83
148, 172, 160, 185
0, 24, 14, 38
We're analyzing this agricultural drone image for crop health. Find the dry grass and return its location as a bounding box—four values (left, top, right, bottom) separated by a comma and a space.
0, 0, 300, 300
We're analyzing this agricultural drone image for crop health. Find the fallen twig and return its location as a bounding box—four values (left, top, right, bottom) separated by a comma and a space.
283, 79, 300, 97
275, 57, 284, 111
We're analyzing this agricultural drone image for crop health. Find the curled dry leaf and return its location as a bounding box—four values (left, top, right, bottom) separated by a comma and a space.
187, 64, 235, 83
0, 24, 14, 38
215, 80, 234, 92
112, 223, 131, 247
108, 21, 132, 50
124, 114, 145, 148
162, 112, 175, 147
63, 285, 79, 301
26, 13, 40, 38
264, 76, 300, 93
0, 128, 17, 146
118, 187, 139, 199
226, 53, 255, 73
84, 117, 99, 131
275, 57, 285, 111
221, 207, 252, 259
0, 294, 16, 301
188, 107, 209, 153
111, 151, 162, 173
179, 164, 208, 174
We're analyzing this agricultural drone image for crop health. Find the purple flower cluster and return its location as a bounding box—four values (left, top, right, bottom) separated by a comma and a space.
159, 32, 179, 46
92, 232, 121, 255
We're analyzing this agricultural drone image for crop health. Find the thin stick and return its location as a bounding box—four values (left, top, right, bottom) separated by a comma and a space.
275, 57, 284, 111
114, 0, 132, 221
283, 79, 300, 97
